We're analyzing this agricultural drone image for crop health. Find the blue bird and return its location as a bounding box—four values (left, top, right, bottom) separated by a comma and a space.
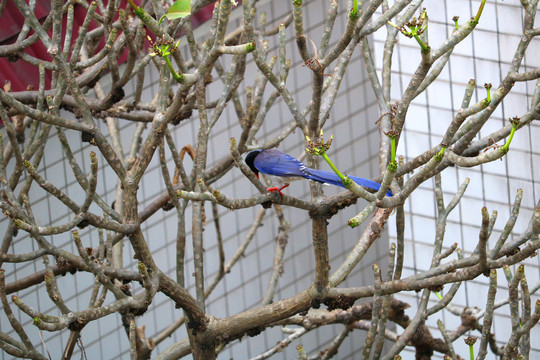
245, 148, 391, 196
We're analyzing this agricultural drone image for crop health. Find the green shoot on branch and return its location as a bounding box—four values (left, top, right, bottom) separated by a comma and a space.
126, 0, 145, 19
502, 117, 520, 152
436, 146, 446, 161
452, 16, 459, 30
473, 0, 486, 24
464, 336, 477, 360
296, 344, 308, 360
385, 130, 398, 164
148, 36, 185, 83
305, 130, 345, 181
484, 83, 492, 105
351, 0, 359, 18
388, 8, 430, 52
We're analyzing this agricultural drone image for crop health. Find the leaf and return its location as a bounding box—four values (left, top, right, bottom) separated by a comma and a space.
164, 0, 191, 20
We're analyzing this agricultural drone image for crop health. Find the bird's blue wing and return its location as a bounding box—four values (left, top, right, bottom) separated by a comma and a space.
253, 149, 308, 177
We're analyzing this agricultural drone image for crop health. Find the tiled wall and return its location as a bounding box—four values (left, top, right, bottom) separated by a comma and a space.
1, 1, 538, 359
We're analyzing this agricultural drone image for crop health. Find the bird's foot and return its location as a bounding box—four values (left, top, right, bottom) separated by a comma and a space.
266, 184, 290, 196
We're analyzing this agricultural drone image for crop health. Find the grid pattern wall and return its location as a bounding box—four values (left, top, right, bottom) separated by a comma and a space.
371, 1, 540, 358
0, 1, 391, 359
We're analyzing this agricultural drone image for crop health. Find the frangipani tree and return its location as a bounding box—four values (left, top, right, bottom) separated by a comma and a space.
0, 0, 539, 359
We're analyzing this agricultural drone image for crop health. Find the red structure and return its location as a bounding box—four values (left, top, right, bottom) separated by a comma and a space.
0, 1, 214, 92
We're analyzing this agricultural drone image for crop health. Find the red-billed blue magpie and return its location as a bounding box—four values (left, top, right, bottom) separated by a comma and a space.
245, 148, 391, 196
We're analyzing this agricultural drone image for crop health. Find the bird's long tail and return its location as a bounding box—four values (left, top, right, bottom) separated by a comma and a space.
305, 169, 392, 196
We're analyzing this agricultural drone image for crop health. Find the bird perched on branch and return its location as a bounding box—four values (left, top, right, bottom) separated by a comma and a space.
245, 148, 391, 196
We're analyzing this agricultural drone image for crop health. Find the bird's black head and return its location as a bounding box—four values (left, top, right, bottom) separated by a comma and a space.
245, 150, 262, 177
